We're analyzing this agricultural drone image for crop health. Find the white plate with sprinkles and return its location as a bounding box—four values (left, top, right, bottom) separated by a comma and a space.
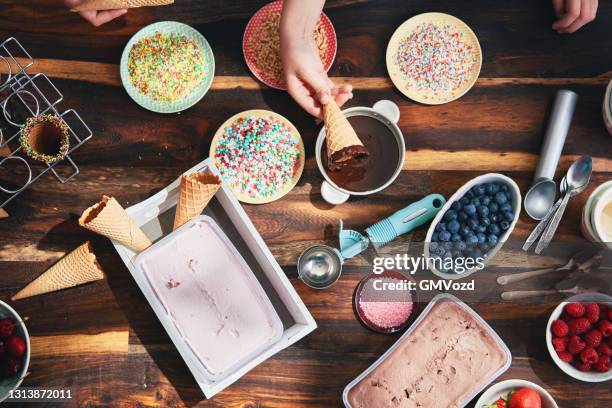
386, 12, 482, 105
120, 21, 215, 113
210, 110, 305, 204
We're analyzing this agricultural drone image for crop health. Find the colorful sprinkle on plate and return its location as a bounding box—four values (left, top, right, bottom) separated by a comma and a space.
386, 13, 482, 105
210, 110, 304, 204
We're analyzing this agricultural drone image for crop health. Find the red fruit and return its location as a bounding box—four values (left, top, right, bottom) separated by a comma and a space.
0, 341, 4, 359
566, 303, 585, 318
594, 355, 611, 373
551, 320, 569, 337
580, 347, 599, 364
552, 336, 568, 353
508, 387, 542, 408
3, 358, 20, 377
575, 361, 592, 372
584, 329, 603, 348
0, 318, 15, 338
5, 335, 26, 358
558, 351, 573, 363
567, 335, 586, 355
607, 308, 612, 321
559, 311, 573, 322
597, 343, 612, 357
496, 396, 508, 408
585, 303, 600, 324
599, 320, 612, 337
568, 318, 591, 335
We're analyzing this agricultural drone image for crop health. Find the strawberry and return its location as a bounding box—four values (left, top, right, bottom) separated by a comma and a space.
4, 335, 26, 358
568, 318, 591, 335
580, 347, 599, 364
594, 355, 611, 373
575, 361, 592, 372
584, 303, 600, 324
599, 320, 612, 337
598, 343, 612, 357
558, 351, 573, 363
508, 387, 541, 408
584, 329, 603, 348
567, 335, 586, 355
565, 303, 585, 318
551, 320, 569, 337
552, 336, 568, 353
494, 396, 508, 408
0, 318, 15, 338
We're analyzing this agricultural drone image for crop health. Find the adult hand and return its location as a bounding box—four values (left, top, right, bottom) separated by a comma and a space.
552, 0, 598, 33
64, 0, 127, 27
281, 36, 353, 119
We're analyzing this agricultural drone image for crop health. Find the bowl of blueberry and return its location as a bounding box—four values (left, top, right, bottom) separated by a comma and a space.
424, 173, 521, 279
0, 301, 30, 403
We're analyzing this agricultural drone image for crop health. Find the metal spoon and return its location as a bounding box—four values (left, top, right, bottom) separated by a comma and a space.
523, 178, 567, 251
501, 276, 609, 300
524, 178, 557, 220
535, 156, 592, 254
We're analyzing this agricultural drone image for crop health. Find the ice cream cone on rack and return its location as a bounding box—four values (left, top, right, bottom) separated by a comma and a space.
323, 100, 368, 167
173, 170, 221, 230
79, 195, 151, 252
11, 242, 105, 301
71, 0, 174, 12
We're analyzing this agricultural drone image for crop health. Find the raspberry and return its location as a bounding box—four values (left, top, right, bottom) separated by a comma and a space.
575, 361, 592, 372
599, 320, 612, 337
566, 303, 585, 318
551, 320, 569, 337
567, 335, 586, 355
597, 343, 612, 357
558, 351, 573, 363
595, 355, 611, 373
584, 303, 600, 324
552, 336, 568, 352
568, 318, 591, 335
607, 308, 612, 322
560, 311, 573, 322
0, 318, 15, 338
584, 329, 603, 348
581, 347, 599, 364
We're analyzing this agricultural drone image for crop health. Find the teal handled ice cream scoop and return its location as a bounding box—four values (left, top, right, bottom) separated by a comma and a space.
297, 194, 446, 289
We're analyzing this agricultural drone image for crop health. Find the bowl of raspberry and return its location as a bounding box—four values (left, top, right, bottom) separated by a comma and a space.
0, 301, 30, 402
547, 292, 612, 382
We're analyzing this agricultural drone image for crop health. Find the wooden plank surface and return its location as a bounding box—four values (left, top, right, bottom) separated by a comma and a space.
1, 0, 611, 407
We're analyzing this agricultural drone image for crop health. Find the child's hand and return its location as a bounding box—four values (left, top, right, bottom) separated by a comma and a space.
64, 0, 127, 27
552, 0, 598, 33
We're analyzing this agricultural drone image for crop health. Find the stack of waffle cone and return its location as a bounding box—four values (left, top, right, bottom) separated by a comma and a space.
71, 0, 174, 12
324, 100, 365, 163
79, 195, 152, 252
12, 242, 105, 301
173, 171, 221, 230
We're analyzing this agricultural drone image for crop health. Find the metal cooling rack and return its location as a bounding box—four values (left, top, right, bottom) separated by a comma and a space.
0, 37, 92, 209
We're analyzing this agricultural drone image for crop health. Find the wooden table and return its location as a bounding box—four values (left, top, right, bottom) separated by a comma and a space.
1, 1, 611, 407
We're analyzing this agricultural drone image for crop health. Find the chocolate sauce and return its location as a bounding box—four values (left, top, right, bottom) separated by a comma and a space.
322, 115, 400, 192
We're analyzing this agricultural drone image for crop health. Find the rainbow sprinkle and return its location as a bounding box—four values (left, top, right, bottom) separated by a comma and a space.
394, 22, 478, 98
128, 32, 206, 103
214, 115, 301, 199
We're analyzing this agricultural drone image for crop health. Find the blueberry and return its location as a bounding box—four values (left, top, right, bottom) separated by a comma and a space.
451, 233, 462, 242
477, 232, 486, 244
460, 197, 470, 205
435, 222, 447, 232
487, 234, 499, 246
464, 204, 476, 216
477, 225, 487, 233
430, 242, 439, 250
451, 201, 462, 211
477, 205, 489, 218
456, 241, 467, 251
460, 225, 472, 237
466, 235, 479, 245
472, 248, 483, 258
458, 212, 469, 221
490, 213, 500, 223
439, 231, 451, 242
432, 231, 439, 242
503, 211, 514, 221
466, 190, 475, 199
481, 196, 492, 206
495, 192, 508, 205
500, 183, 509, 193
444, 209, 458, 221
442, 242, 453, 251
485, 183, 499, 196
474, 184, 486, 196
447, 220, 461, 233
488, 202, 499, 213
480, 217, 491, 228
443, 251, 453, 260
467, 218, 479, 230
479, 242, 490, 252
500, 220, 510, 230
463, 247, 474, 256
488, 224, 501, 236
451, 250, 463, 259
501, 203, 512, 213
435, 245, 446, 256
471, 197, 482, 207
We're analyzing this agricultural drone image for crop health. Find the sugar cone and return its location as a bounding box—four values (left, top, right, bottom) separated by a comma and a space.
11, 242, 105, 301
0, 208, 8, 218
71, 0, 174, 12
324, 100, 367, 163
173, 171, 221, 230
79, 196, 152, 252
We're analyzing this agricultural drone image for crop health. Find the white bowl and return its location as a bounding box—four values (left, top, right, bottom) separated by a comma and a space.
475, 379, 558, 408
424, 173, 522, 280
0, 301, 31, 403
546, 292, 612, 383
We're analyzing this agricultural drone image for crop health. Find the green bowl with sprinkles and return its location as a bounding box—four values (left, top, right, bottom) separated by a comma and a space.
120, 21, 215, 114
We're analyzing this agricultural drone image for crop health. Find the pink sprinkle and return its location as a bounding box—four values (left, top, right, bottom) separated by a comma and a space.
166, 279, 181, 289
360, 301, 413, 329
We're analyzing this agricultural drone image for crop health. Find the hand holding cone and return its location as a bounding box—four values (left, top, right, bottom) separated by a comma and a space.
12, 242, 105, 301
71, 0, 174, 12
173, 170, 221, 230
79, 195, 152, 252
323, 100, 368, 169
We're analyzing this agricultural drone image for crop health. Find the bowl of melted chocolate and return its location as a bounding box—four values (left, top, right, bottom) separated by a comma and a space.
316, 100, 405, 204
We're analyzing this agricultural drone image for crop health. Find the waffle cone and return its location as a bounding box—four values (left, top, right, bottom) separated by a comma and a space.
79, 196, 151, 252
0, 208, 7, 218
324, 101, 365, 163
12, 242, 104, 301
71, 0, 173, 11
173, 171, 221, 230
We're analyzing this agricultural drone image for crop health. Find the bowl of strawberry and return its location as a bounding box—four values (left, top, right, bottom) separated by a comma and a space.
476, 379, 558, 408
0, 301, 30, 402
546, 292, 612, 382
